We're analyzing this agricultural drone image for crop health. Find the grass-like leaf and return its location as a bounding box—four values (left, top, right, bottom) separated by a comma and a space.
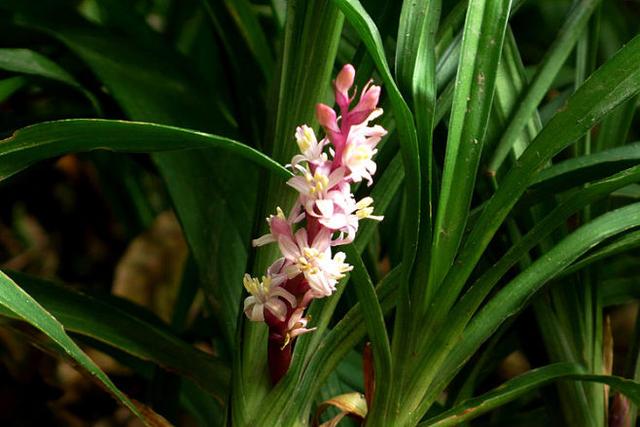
0, 270, 149, 423
420, 202, 640, 421
421, 362, 640, 427
427, 32, 640, 329
343, 244, 392, 418
1, 270, 229, 400
0, 47, 100, 113
487, 0, 602, 173
12, 7, 262, 353
0, 119, 290, 181
430, 0, 513, 294
531, 141, 640, 192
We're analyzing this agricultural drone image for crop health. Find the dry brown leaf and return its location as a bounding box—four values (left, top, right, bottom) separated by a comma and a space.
314, 392, 367, 427
603, 314, 614, 419
132, 400, 175, 427
112, 211, 187, 322
497, 350, 531, 380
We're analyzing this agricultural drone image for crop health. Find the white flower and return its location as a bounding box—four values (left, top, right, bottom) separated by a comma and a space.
277, 228, 352, 297
281, 308, 317, 348
243, 273, 296, 322
286, 164, 345, 200
290, 125, 328, 168
342, 109, 387, 185
308, 187, 383, 245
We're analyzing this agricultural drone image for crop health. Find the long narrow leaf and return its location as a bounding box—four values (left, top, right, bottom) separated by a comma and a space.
0, 48, 100, 112
0, 119, 290, 181
0, 270, 148, 423
329, 5, 421, 423
559, 228, 640, 278
487, 0, 602, 173
343, 244, 392, 418
430, 0, 512, 292
422, 202, 640, 419
421, 363, 640, 427
428, 33, 640, 327
1, 271, 229, 400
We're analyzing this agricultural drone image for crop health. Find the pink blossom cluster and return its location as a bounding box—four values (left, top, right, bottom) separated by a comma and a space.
242, 64, 386, 381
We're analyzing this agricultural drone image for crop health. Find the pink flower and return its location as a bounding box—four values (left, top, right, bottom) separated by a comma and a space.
252, 207, 301, 247
316, 103, 341, 147
335, 64, 355, 112
346, 81, 381, 127
311, 189, 383, 245
243, 65, 384, 358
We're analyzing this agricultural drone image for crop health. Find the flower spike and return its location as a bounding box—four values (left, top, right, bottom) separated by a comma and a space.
242, 65, 385, 384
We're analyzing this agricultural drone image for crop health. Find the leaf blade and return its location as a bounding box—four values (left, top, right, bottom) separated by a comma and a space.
0, 118, 291, 181
430, 0, 513, 292
0, 270, 147, 423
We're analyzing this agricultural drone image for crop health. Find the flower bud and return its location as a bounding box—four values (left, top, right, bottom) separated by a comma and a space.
335, 64, 355, 93
335, 64, 355, 110
316, 103, 339, 133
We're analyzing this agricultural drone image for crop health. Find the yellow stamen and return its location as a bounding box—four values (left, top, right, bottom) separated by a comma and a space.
242, 274, 273, 297
355, 197, 375, 219
296, 126, 315, 153
353, 145, 372, 161
281, 333, 291, 349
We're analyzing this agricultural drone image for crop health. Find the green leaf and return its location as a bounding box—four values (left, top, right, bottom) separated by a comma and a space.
396, 0, 441, 310
297, 150, 404, 369
355, 152, 404, 253
0, 119, 290, 182
416, 164, 640, 366
487, 27, 541, 163
487, 0, 601, 173
472, 164, 640, 314
421, 363, 586, 427
297, 268, 401, 416
1, 270, 229, 400
331, 0, 421, 275
218, 0, 274, 82
285, 150, 404, 406
531, 142, 640, 193
0, 47, 100, 113
330, 5, 420, 420
343, 244, 391, 419
430, 0, 513, 294
396, 0, 441, 105
238, 1, 346, 423
0, 270, 148, 423
253, 266, 401, 427
559, 228, 640, 279
0, 76, 25, 102
601, 277, 640, 306
10, 7, 259, 352
429, 32, 640, 328
424, 202, 640, 417
421, 363, 640, 427
594, 95, 638, 152
488, 0, 600, 173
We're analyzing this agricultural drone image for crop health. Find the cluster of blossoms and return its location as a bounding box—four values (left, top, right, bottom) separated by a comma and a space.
243, 64, 386, 382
